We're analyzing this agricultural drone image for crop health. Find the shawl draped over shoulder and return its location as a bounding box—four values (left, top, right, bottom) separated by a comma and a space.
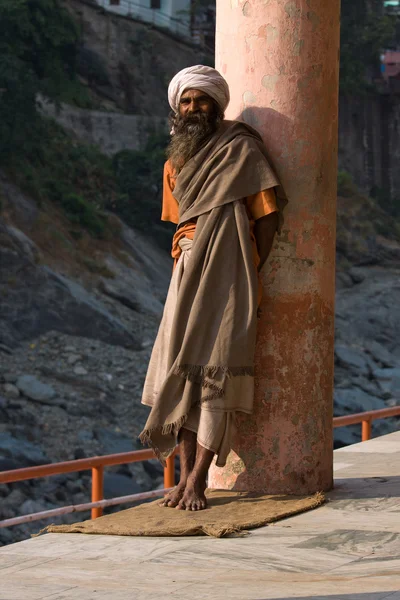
139, 120, 287, 463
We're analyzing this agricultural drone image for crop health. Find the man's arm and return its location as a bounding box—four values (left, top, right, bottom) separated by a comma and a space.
254, 212, 279, 272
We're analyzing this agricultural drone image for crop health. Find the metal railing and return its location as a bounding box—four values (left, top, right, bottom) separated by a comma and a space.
333, 405, 400, 442
1, 405, 400, 530
0, 448, 178, 528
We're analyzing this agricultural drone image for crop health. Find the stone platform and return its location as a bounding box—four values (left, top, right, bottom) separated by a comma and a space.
1, 432, 400, 600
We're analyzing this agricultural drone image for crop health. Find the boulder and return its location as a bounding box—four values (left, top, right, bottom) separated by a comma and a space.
366, 341, 397, 369
2, 383, 20, 399
335, 268, 400, 360
334, 388, 386, 415
94, 427, 136, 454
350, 376, 385, 399
348, 267, 366, 284
0, 223, 141, 350
335, 345, 371, 376
103, 473, 141, 499
20, 499, 51, 516
16, 375, 56, 403
0, 432, 48, 467
372, 368, 400, 400
99, 256, 164, 317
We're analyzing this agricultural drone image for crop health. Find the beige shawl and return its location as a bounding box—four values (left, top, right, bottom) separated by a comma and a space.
139, 120, 285, 463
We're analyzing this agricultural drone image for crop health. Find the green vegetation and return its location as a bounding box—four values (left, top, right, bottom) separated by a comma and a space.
340, 0, 396, 92
0, 0, 172, 247
2, 0, 398, 254
0, 0, 93, 160
5, 117, 117, 238
337, 170, 357, 197
112, 132, 174, 251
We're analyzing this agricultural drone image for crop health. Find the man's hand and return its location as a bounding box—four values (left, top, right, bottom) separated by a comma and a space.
254, 212, 279, 272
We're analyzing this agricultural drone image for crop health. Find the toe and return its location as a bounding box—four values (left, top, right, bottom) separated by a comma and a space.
176, 499, 185, 510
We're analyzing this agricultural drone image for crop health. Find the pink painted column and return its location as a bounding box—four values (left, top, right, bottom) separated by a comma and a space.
209, 0, 340, 494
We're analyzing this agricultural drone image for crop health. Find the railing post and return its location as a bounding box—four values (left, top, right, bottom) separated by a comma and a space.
91, 466, 104, 519
362, 418, 372, 442
164, 455, 175, 489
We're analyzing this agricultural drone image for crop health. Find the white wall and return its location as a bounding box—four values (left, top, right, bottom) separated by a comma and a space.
95, 0, 191, 39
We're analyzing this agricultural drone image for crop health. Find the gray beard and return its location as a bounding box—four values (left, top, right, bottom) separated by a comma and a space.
167, 112, 222, 175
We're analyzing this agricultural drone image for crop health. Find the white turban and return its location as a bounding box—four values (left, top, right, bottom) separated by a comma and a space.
168, 65, 230, 115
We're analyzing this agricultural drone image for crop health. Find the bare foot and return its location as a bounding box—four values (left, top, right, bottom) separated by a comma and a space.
176, 476, 207, 511
159, 481, 186, 508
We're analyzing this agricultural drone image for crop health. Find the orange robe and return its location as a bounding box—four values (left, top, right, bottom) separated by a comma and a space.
161, 160, 278, 304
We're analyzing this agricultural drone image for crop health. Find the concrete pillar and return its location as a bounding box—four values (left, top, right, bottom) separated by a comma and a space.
209, 0, 340, 494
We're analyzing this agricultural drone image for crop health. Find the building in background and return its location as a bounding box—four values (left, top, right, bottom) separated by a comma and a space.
381, 50, 400, 80
384, 0, 400, 15
95, 0, 192, 40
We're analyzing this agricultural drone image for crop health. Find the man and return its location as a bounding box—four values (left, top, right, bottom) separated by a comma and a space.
139, 65, 285, 512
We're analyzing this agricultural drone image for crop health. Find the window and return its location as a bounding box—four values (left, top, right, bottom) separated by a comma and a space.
151, 0, 161, 8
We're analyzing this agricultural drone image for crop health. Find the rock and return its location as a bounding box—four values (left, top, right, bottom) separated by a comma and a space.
73, 366, 88, 376
20, 499, 49, 516
335, 268, 400, 361
2, 383, 20, 399
334, 425, 362, 448
141, 339, 154, 349
334, 387, 395, 449
0, 172, 39, 228
350, 376, 386, 399
335, 345, 371, 376
67, 354, 82, 365
0, 432, 48, 467
66, 480, 84, 495
366, 341, 397, 368
74, 448, 86, 460
372, 368, 400, 399
336, 271, 354, 289
0, 225, 141, 349
98, 279, 141, 313
348, 267, 366, 284
0, 528, 15, 545
143, 458, 164, 480
103, 473, 141, 499
0, 483, 9, 497
77, 430, 94, 444
99, 262, 164, 317
4, 489, 26, 508
386, 397, 400, 407
16, 375, 56, 402
0, 457, 22, 471
94, 428, 135, 454
100, 373, 113, 382
5, 226, 40, 263
0, 343, 13, 355
2, 374, 18, 383
334, 388, 386, 415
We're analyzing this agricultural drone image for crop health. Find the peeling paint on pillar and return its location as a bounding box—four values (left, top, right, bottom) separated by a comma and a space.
210, 0, 340, 494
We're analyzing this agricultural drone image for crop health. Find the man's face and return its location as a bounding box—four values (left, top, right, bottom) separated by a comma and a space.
167, 87, 222, 172
178, 89, 215, 118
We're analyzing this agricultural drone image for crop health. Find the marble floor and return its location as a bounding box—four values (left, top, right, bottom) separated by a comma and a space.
1, 432, 400, 600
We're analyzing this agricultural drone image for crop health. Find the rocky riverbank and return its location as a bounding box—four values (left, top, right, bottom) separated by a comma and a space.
1, 176, 400, 546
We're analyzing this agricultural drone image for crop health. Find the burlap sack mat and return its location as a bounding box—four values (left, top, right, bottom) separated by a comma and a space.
42, 489, 325, 539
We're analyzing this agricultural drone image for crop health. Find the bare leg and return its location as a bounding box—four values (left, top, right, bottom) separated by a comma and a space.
160, 428, 197, 507
176, 442, 214, 511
